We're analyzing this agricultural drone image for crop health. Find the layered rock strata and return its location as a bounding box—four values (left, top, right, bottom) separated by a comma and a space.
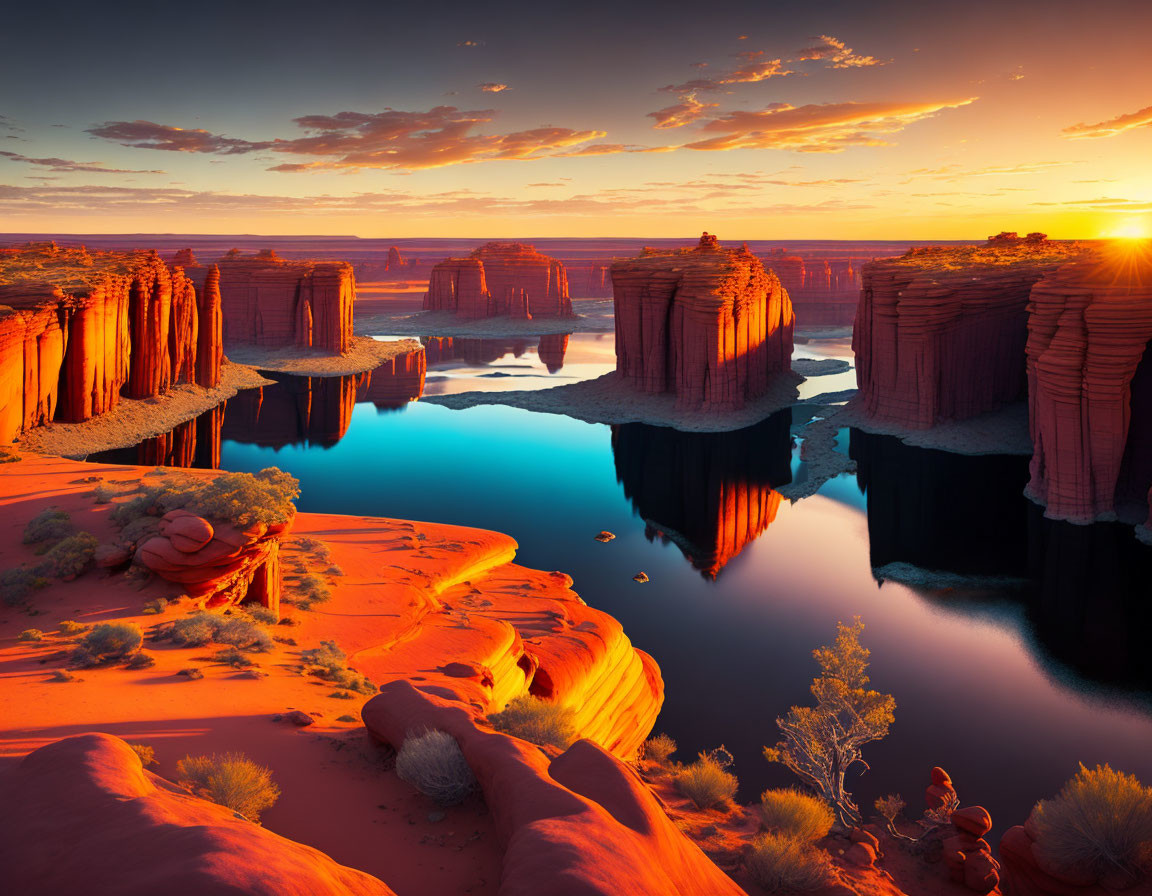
0, 242, 222, 444
853, 239, 1081, 430
423, 242, 572, 319
612, 233, 795, 412
0, 734, 396, 896
1025, 245, 1152, 525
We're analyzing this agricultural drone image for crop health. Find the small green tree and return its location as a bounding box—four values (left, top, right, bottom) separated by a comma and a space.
763, 618, 895, 826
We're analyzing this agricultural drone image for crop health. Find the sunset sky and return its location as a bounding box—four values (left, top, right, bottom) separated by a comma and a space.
1, 0, 1150, 239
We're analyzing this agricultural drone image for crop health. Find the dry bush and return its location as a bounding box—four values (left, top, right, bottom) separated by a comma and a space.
167, 614, 273, 652
644, 733, 677, 766
395, 729, 477, 806
1032, 764, 1152, 885
34, 532, 98, 579
18, 629, 43, 642
745, 832, 835, 892
289, 572, 331, 609
673, 747, 738, 810
760, 788, 835, 842
110, 468, 298, 529
23, 509, 73, 545
300, 640, 375, 695
130, 743, 157, 766
241, 605, 279, 625
141, 597, 168, 615
58, 620, 88, 636
0, 446, 21, 463
176, 752, 280, 821
1, 567, 47, 606
74, 622, 143, 665
489, 695, 578, 750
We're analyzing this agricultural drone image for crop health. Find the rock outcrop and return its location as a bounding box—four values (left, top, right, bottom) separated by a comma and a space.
612, 233, 795, 412
363, 683, 743, 896
1024, 243, 1152, 525
612, 410, 792, 577
183, 248, 355, 354
763, 248, 872, 327
135, 507, 291, 615
386, 246, 404, 270
0, 734, 396, 896
0, 242, 222, 444
423, 242, 572, 319
853, 239, 1082, 429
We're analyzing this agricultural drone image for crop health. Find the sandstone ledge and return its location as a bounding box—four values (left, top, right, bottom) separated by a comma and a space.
224, 335, 423, 376
422, 370, 802, 432
357, 308, 608, 337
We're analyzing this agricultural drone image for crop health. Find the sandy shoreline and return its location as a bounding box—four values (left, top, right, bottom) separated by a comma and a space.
224, 335, 423, 376
837, 397, 1033, 456
16, 362, 275, 459
421, 370, 802, 432
356, 299, 615, 338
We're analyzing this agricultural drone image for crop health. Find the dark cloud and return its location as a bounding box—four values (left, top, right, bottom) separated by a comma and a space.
0, 150, 165, 174
86, 120, 271, 154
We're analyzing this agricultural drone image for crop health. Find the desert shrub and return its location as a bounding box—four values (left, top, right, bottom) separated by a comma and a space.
395, 729, 477, 806
125, 651, 156, 669
92, 484, 117, 504
213, 647, 254, 668
489, 695, 578, 750
179, 667, 204, 680
760, 788, 835, 842
1, 567, 48, 606
23, 509, 73, 545
109, 468, 298, 530
644, 733, 677, 765
328, 690, 354, 699
0, 445, 21, 463
674, 747, 738, 810
336, 714, 358, 723
240, 605, 278, 625
176, 752, 280, 821
326, 565, 345, 577
142, 597, 168, 615
299, 640, 375, 694
130, 743, 157, 766
49, 669, 76, 682
18, 628, 44, 642
58, 620, 88, 635
34, 532, 98, 579
167, 614, 273, 652
1031, 764, 1152, 885
76, 622, 143, 663
745, 832, 835, 892
290, 573, 331, 609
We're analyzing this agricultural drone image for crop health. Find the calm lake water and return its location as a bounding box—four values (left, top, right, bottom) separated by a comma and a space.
90, 332, 1152, 845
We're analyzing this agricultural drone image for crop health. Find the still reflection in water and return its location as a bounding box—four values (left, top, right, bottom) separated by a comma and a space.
87, 343, 1152, 843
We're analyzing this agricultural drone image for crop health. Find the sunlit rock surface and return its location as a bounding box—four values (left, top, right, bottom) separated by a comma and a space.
0, 734, 397, 896
612, 232, 795, 412
423, 242, 572, 319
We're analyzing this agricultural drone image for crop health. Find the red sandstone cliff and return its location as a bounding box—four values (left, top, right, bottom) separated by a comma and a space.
0, 243, 222, 444
853, 241, 1083, 429
423, 242, 572, 319
1025, 244, 1152, 526
612, 233, 795, 412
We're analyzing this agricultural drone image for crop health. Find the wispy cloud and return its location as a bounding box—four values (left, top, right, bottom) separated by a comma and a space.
647, 94, 719, 129
0, 150, 165, 174
1063, 104, 1152, 139
659, 53, 792, 93
794, 35, 888, 69
478, 82, 509, 93
904, 161, 1072, 180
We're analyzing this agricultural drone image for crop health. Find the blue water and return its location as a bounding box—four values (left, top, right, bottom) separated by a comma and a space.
90, 334, 1152, 845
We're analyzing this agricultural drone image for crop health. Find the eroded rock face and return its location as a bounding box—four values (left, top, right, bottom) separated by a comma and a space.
853, 240, 1082, 429
0, 734, 396, 896
612, 233, 795, 412
386, 246, 404, 270
1025, 246, 1152, 525
364, 683, 742, 896
135, 508, 291, 615
423, 242, 572, 319
0, 243, 222, 443
183, 249, 355, 354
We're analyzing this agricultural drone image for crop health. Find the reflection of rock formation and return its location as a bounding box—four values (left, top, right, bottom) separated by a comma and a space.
537, 333, 569, 373
850, 428, 1031, 578
423, 242, 572, 319
1025, 245, 1152, 525
611, 410, 792, 578
183, 248, 355, 354
0, 242, 222, 443
222, 374, 357, 448
613, 233, 795, 412
90, 402, 226, 470
354, 348, 426, 409
854, 240, 1080, 429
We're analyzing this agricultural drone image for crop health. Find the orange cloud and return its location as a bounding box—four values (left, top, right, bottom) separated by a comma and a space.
660, 53, 792, 93
1063, 104, 1152, 138
478, 82, 509, 93
647, 95, 719, 129
794, 35, 888, 69
685, 98, 977, 153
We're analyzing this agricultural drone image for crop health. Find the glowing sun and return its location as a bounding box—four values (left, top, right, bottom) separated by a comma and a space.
1105, 219, 1150, 239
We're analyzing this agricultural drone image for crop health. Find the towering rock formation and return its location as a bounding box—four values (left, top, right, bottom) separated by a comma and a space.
423, 242, 572, 319
1025, 244, 1152, 525
181, 248, 355, 354
0, 243, 221, 444
386, 245, 404, 270
612, 410, 792, 578
853, 239, 1082, 429
194, 265, 222, 388
762, 248, 869, 326
612, 233, 795, 412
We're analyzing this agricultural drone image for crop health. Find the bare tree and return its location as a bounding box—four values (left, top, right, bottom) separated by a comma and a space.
763, 618, 896, 827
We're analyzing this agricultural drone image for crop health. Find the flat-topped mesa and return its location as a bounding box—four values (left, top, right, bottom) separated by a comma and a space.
612, 232, 795, 412
422, 241, 573, 319
1025, 242, 1152, 525
853, 235, 1084, 429
181, 248, 355, 354
0, 242, 219, 444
